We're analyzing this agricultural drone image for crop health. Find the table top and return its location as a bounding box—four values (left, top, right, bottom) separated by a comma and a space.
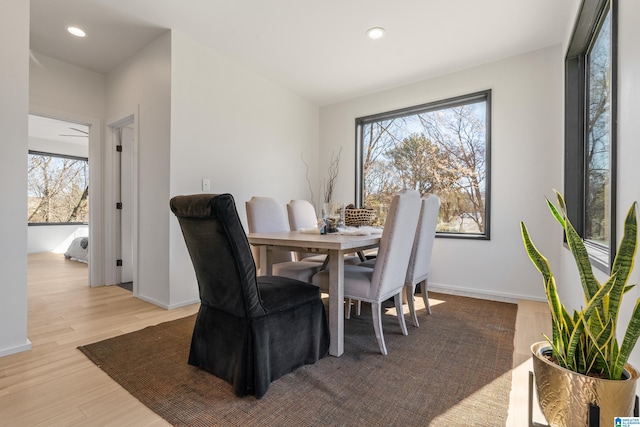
247, 231, 380, 252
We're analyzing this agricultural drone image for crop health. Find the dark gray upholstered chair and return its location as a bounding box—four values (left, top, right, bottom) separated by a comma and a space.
170, 193, 330, 399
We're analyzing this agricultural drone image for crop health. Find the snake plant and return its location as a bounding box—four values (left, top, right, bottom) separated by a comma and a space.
521, 190, 640, 380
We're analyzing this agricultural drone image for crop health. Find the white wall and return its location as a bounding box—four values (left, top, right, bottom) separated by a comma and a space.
168, 31, 320, 307
106, 32, 172, 307
557, 0, 640, 373
616, 0, 640, 370
28, 225, 89, 254
29, 52, 105, 119
319, 46, 564, 302
0, 0, 31, 357
29, 137, 89, 158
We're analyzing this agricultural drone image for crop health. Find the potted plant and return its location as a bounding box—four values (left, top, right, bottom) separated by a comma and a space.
521, 190, 640, 426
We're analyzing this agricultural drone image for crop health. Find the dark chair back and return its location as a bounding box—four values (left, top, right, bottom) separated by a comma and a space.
170, 193, 265, 319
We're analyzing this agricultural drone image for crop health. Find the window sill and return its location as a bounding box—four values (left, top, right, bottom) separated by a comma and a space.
436, 232, 489, 241
585, 243, 610, 274
563, 241, 610, 274
28, 222, 89, 226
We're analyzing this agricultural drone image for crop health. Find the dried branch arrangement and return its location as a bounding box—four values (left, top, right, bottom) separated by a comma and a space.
301, 152, 315, 205
324, 148, 341, 203
301, 147, 343, 207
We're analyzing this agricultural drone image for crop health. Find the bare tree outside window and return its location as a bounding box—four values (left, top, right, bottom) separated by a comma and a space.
564, 0, 616, 271
585, 9, 611, 248
357, 91, 490, 237
28, 151, 89, 224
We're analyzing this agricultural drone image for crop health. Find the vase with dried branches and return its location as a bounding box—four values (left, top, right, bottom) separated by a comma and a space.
322, 149, 344, 232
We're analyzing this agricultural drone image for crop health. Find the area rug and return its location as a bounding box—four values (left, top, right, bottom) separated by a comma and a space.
78, 293, 517, 426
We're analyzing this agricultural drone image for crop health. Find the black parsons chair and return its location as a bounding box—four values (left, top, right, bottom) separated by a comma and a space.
170, 193, 330, 399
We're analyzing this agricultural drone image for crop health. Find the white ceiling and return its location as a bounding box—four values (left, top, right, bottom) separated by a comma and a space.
29, 114, 89, 147
30, 0, 579, 106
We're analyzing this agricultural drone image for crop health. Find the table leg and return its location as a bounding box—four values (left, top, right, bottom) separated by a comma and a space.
258, 246, 273, 276
328, 249, 344, 356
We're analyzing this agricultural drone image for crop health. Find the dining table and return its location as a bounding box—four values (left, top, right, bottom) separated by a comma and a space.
247, 230, 381, 357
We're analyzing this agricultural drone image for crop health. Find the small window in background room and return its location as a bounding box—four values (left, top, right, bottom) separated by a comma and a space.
28, 151, 89, 225
565, 0, 616, 271
356, 90, 491, 239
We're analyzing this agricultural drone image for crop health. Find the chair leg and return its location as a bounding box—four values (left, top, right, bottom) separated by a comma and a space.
346, 299, 362, 319
422, 280, 432, 314
405, 284, 419, 327
394, 293, 408, 336
371, 302, 388, 355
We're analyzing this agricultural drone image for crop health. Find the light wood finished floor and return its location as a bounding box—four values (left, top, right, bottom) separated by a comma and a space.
0, 252, 550, 426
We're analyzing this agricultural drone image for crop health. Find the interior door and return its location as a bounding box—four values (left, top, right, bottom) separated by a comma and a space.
117, 125, 134, 284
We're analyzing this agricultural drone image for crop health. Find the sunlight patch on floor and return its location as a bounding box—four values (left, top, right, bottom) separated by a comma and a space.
384, 294, 445, 316
506, 358, 547, 426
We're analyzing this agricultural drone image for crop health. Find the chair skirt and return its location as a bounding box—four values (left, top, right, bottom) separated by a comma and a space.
188, 277, 330, 398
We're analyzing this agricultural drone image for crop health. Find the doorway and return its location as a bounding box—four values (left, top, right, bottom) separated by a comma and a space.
27, 110, 103, 287
117, 125, 134, 288
108, 114, 138, 292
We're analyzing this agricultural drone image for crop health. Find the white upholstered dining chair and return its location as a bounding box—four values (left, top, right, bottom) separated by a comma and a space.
404, 194, 440, 326
359, 194, 440, 326
312, 190, 421, 355
246, 196, 322, 283
286, 199, 361, 265
287, 199, 319, 231
286, 199, 326, 263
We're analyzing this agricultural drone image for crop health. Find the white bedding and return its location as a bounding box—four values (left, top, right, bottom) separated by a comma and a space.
64, 237, 89, 263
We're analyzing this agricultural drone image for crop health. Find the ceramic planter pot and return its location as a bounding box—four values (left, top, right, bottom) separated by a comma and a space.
531, 341, 639, 427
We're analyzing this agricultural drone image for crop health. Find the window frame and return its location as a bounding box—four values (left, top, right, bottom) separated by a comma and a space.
564, 0, 617, 272
355, 90, 492, 240
27, 149, 90, 226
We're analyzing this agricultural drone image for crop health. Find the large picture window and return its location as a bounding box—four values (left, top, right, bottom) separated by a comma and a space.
28, 150, 89, 225
565, 0, 616, 271
356, 90, 491, 238
585, 7, 612, 248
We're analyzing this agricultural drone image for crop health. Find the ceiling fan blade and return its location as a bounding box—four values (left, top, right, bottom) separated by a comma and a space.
69, 127, 89, 135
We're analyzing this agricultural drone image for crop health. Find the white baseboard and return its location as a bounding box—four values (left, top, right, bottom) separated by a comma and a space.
428, 283, 547, 304
134, 293, 170, 309
0, 339, 32, 358
134, 293, 199, 310
167, 298, 200, 310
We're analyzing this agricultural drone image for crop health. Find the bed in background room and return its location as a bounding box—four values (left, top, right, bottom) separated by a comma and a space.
64, 237, 89, 263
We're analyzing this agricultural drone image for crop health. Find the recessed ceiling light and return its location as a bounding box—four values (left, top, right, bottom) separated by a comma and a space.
367, 27, 385, 39
67, 27, 86, 38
